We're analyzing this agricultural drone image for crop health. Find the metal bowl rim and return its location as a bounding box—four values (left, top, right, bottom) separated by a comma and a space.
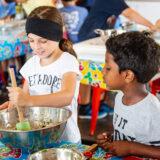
0, 107, 72, 132
28, 147, 86, 160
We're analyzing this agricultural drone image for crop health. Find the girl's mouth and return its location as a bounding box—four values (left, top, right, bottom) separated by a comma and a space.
35, 51, 44, 55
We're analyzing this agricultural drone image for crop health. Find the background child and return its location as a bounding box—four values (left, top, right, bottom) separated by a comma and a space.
1, 6, 82, 143
0, 0, 22, 93
97, 31, 160, 158
0, 0, 16, 20
60, 0, 88, 43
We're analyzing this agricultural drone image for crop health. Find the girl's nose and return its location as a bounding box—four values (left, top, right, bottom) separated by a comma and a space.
34, 42, 41, 50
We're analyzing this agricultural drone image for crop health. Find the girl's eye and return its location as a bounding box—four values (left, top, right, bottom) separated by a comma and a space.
41, 40, 47, 43
106, 68, 110, 71
29, 39, 34, 43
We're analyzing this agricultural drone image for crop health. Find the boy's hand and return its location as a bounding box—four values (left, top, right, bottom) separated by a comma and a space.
103, 141, 132, 157
7, 87, 30, 107
97, 132, 113, 147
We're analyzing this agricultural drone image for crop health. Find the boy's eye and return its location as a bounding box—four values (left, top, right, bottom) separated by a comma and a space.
106, 68, 110, 71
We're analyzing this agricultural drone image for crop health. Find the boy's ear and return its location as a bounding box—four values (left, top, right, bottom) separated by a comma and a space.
122, 70, 135, 83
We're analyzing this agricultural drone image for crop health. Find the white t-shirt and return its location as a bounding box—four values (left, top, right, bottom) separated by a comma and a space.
113, 91, 160, 146
20, 52, 82, 143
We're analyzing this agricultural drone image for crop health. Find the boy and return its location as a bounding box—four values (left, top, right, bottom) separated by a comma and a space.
60, 0, 88, 43
97, 31, 160, 158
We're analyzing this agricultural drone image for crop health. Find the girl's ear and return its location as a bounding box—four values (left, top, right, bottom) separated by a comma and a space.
122, 70, 135, 83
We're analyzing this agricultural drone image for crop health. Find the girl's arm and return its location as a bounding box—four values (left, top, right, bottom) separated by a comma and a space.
22, 80, 29, 94
104, 140, 160, 158
8, 72, 77, 107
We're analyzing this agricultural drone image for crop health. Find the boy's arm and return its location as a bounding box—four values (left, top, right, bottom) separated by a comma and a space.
104, 140, 160, 158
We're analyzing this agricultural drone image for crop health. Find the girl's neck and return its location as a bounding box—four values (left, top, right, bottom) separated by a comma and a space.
40, 47, 63, 66
122, 83, 148, 106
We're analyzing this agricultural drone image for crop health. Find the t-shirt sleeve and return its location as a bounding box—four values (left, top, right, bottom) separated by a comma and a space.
92, 0, 129, 17
61, 54, 82, 81
19, 56, 33, 82
107, 0, 129, 17
143, 95, 160, 146
147, 111, 160, 146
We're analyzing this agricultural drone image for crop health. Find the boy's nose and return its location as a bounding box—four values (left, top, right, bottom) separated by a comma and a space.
101, 66, 105, 75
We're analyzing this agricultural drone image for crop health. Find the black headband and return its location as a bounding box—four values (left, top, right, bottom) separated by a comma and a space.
26, 18, 63, 42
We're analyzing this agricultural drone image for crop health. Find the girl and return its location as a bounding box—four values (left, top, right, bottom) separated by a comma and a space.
3, 6, 82, 143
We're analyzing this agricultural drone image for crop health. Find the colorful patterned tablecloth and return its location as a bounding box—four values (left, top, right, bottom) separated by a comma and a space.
0, 39, 32, 61
79, 61, 107, 89
0, 141, 159, 160
0, 21, 32, 62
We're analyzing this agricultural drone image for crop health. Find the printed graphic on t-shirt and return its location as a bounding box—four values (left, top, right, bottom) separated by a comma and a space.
28, 73, 61, 93
61, 11, 79, 33
113, 113, 136, 142
113, 113, 160, 146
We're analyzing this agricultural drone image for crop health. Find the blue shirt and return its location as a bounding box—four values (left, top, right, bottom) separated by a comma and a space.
60, 5, 88, 43
0, 0, 16, 19
79, 0, 95, 7
78, 0, 129, 41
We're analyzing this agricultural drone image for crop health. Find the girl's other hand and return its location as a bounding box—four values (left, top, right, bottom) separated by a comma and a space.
7, 87, 30, 107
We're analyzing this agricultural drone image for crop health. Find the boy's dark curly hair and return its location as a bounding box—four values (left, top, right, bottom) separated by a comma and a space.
106, 31, 160, 83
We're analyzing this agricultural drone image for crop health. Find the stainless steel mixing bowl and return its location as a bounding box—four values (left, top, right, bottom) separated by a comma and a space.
0, 107, 72, 153
28, 148, 86, 160
94, 28, 126, 43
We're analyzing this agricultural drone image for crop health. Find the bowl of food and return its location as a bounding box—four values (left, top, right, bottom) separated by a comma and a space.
94, 28, 126, 43
0, 107, 72, 153
28, 148, 85, 160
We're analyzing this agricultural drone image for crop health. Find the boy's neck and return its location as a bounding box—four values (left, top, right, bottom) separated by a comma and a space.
122, 83, 148, 106
63, 1, 75, 6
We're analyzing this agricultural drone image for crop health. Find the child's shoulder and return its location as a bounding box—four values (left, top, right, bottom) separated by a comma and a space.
24, 55, 39, 65
147, 93, 160, 111
62, 52, 77, 61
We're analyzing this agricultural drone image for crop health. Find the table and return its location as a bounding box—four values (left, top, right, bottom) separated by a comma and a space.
0, 20, 32, 62
74, 37, 107, 89
74, 37, 109, 135
0, 141, 158, 160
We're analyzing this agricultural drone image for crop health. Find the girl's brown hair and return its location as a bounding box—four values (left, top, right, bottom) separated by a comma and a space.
28, 6, 77, 58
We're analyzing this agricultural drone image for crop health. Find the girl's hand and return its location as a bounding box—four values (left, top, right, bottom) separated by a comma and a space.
0, 101, 9, 110
7, 87, 30, 107
103, 141, 132, 157
97, 132, 113, 147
